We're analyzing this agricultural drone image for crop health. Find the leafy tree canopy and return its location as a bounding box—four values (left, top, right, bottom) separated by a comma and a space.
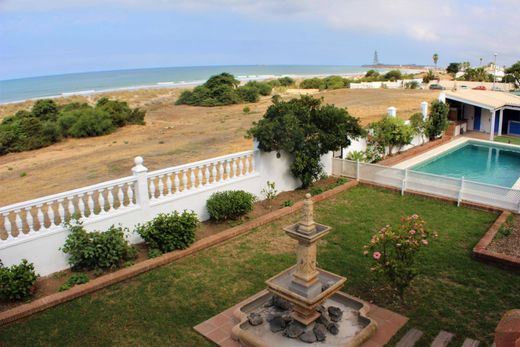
426, 100, 449, 140
369, 116, 413, 158
248, 95, 364, 187
446, 62, 461, 75
505, 61, 520, 88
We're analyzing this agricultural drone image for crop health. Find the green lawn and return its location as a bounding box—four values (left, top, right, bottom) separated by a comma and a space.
495, 135, 520, 146
1, 185, 519, 346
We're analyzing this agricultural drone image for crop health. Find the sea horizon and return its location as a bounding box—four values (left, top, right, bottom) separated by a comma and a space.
0, 64, 414, 104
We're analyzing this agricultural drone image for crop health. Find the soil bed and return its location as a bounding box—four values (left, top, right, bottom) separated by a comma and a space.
487, 213, 520, 258
0, 176, 341, 313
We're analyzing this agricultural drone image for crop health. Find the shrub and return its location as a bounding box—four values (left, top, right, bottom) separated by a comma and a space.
61, 221, 137, 271
136, 210, 199, 253
299, 78, 322, 89
148, 248, 163, 259
244, 81, 272, 96
32, 99, 58, 121
310, 187, 324, 196
364, 215, 436, 304
346, 150, 366, 161
0, 259, 38, 301
405, 81, 420, 89
237, 85, 260, 103
68, 109, 115, 138
243, 106, 251, 114
281, 200, 294, 207
277, 77, 295, 87
426, 100, 449, 140
207, 190, 255, 221
384, 70, 402, 81
58, 273, 89, 292
320, 75, 347, 90
370, 117, 414, 158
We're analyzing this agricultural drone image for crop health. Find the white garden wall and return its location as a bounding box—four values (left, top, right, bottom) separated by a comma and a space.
0, 144, 329, 276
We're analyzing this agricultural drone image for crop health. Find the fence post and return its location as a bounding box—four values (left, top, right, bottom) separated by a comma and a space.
458, 176, 465, 207
356, 160, 360, 181
132, 156, 150, 211
401, 169, 408, 196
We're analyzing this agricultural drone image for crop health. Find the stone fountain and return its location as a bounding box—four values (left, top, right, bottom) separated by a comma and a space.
231, 194, 377, 346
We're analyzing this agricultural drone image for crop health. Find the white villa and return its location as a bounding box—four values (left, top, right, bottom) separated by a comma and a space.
442, 90, 520, 140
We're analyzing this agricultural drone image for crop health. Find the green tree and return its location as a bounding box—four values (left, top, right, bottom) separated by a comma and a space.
462, 67, 492, 82
248, 96, 364, 188
384, 70, 402, 81
422, 70, 436, 83
505, 61, 520, 88
409, 113, 426, 144
365, 69, 380, 78
370, 117, 414, 157
433, 53, 439, 70
426, 100, 449, 140
32, 99, 58, 121
446, 63, 461, 76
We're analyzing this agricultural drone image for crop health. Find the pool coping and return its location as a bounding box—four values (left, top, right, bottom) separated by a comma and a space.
393, 137, 520, 189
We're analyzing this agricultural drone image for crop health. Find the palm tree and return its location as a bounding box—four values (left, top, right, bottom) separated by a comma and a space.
433, 53, 439, 70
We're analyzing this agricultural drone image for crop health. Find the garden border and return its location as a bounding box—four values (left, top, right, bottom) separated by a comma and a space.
0, 180, 359, 326
473, 211, 520, 268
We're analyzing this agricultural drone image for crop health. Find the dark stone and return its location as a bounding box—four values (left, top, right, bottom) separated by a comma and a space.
247, 312, 263, 326
317, 313, 331, 327
273, 296, 292, 310
321, 280, 335, 291
269, 316, 286, 333
328, 322, 339, 335
300, 330, 317, 343
283, 322, 305, 338
313, 323, 327, 342
328, 306, 343, 322
316, 305, 326, 315
263, 296, 274, 307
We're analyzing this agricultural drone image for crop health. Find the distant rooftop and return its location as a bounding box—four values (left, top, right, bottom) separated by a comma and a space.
445, 89, 520, 109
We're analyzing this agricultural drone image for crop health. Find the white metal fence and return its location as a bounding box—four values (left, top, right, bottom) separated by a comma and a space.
332, 158, 520, 212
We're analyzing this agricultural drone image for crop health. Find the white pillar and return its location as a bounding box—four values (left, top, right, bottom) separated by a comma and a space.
438, 92, 446, 103
421, 101, 428, 120
132, 156, 150, 213
387, 106, 397, 118
498, 108, 504, 136
490, 110, 496, 141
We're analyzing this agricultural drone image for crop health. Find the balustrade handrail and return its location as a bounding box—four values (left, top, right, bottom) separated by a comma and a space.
0, 175, 137, 214
146, 149, 255, 178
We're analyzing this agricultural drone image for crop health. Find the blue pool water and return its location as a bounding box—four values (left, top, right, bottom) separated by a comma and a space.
412, 141, 520, 188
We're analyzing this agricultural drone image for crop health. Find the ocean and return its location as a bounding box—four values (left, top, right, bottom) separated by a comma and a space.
0, 65, 374, 104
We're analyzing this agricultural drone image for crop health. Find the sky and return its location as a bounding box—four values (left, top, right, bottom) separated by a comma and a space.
0, 0, 519, 81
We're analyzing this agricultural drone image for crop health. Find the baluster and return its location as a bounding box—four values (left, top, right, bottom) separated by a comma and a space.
190, 169, 196, 189
197, 166, 203, 188
127, 185, 134, 205
218, 161, 224, 181
68, 198, 75, 219
47, 203, 57, 227
107, 189, 115, 211
174, 172, 180, 193
166, 174, 173, 195
204, 165, 210, 186
212, 163, 218, 184
25, 207, 34, 233
98, 190, 106, 214
149, 178, 156, 199
225, 160, 231, 180
36, 205, 45, 230
182, 170, 188, 191
245, 155, 250, 174
14, 210, 23, 236
87, 192, 95, 215
238, 157, 244, 177
3, 213, 12, 239
158, 175, 165, 197
58, 200, 66, 223
117, 185, 124, 208
251, 155, 255, 172
78, 195, 86, 217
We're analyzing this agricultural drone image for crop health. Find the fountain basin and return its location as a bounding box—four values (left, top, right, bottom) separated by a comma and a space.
231, 290, 377, 347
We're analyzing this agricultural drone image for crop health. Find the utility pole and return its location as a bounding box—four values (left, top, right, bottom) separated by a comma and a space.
493, 53, 497, 90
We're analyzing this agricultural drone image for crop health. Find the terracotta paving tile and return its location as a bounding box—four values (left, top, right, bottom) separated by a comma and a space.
219, 337, 241, 347
206, 327, 231, 344
212, 313, 232, 327
194, 320, 218, 335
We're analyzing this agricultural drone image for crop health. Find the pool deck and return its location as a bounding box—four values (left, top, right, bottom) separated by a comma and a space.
393, 136, 520, 190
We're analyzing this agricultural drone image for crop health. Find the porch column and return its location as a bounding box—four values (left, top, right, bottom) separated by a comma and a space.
490, 110, 496, 141
498, 108, 504, 136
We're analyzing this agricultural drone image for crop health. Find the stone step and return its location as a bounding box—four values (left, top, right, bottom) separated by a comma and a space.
461, 338, 480, 347
431, 330, 455, 347
396, 328, 424, 347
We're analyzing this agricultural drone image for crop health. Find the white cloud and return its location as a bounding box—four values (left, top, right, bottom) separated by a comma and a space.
1, 0, 519, 64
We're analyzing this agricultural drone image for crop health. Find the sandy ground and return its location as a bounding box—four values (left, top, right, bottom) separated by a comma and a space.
0, 88, 437, 206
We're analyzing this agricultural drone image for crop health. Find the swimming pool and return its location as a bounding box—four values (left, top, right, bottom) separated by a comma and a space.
412, 140, 520, 188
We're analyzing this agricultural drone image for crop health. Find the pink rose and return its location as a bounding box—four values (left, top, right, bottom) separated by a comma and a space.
373, 251, 382, 260
421, 239, 429, 245
409, 229, 416, 235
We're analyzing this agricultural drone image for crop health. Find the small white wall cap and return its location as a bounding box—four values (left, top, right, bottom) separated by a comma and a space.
134, 156, 144, 165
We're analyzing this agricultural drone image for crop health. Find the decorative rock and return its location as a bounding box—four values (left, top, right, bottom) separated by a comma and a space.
317, 313, 331, 327
269, 316, 286, 333
273, 296, 292, 311
300, 330, 318, 343
283, 322, 305, 338
328, 306, 343, 322
313, 323, 327, 342
247, 312, 263, 326
263, 296, 274, 307
328, 322, 339, 335
322, 280, 335, 291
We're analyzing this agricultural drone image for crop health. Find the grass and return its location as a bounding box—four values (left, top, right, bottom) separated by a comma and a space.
1, 185, 518, 346
495, 135, 520, 145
